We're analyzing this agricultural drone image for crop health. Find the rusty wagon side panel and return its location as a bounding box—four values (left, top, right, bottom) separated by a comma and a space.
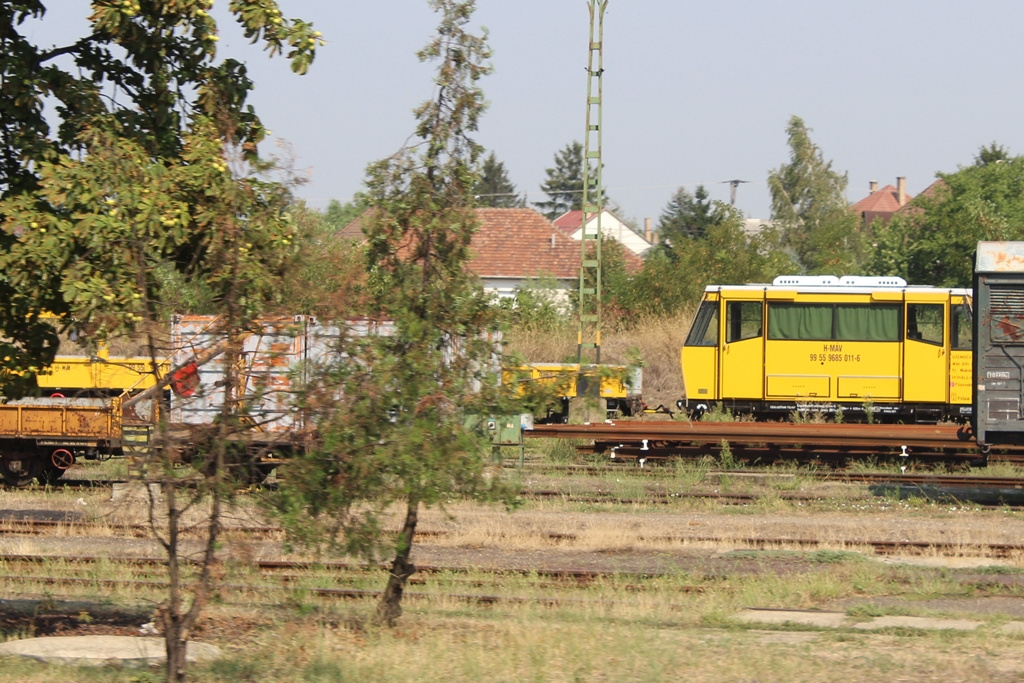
0, 397, 123, 486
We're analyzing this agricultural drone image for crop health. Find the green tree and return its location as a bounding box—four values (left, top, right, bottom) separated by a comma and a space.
869, 150, 1024, 287
474, 151, 523, 207
322, 197, 366, 230
278, 201, 366, 317
627, 206, 796, 317
975, 142, 1011, 167
0, 0, 321, 389
0, 4, 319, 680
534, 140, 596, 219
272, 0, 512, 628
768, 116, 864, 274
656, 185, 722, 252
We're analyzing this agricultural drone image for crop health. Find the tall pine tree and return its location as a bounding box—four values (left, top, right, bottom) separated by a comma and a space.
656, 185, 721, 250
534, 141, 597, 219
474, 151, 523, 207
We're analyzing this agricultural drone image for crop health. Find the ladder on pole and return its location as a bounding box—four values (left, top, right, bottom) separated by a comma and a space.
578, 0, 608, 367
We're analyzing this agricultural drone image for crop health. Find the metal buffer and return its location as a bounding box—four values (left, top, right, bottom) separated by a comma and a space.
577, 0, 608, 368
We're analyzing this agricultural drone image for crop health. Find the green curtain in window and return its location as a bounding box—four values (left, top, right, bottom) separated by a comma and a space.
768, 304, 832, 340
836, 305, 898, 341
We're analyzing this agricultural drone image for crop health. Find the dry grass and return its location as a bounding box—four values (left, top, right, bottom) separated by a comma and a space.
2, 562, 1024, 682
410, 501, 1024, 560
5, 483, 1024, 681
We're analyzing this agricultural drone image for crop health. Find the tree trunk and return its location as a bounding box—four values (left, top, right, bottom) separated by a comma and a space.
160, 481, 189, 683
375, 496, 420, 627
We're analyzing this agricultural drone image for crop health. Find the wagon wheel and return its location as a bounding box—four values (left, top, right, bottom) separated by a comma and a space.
38, 463, 69, 484
2, 458, 41, 488
234, 459, 277, 485
35, 448, 74, 485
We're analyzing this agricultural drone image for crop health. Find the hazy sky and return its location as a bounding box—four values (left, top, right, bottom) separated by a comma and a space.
29, 2, 1024, 225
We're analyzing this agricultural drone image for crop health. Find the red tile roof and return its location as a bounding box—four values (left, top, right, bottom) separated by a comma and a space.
471, 208, 580, 279
851, 184, 916, 228
552, 210, 584, 236
338, 208, 582, 280
894, 179, 947, 217
850, 184, 909, 214
548, 209, 646, 272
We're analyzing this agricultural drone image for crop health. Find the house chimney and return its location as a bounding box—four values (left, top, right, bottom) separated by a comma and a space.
897, 176, 906, 206
869, 180, 878, 193
644, 217, 652, 243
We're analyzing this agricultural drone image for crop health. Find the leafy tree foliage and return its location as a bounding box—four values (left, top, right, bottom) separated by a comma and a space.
768, 116, 864, 274
869, 150, 1024, 287
656, 185, 723, 253
0, 120, 298, 328
626, 206, 796, 319
272, 0, 511, 628
0, 4, 319, 680
474, 151, 523, 207
534, 140, 596, 219
0, 0, 320, 391
322, 197, 366, 230
278, 202, 366, 317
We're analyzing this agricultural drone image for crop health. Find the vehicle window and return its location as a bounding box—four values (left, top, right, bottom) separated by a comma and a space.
835, 304, 900, 341
906, 303, 944, 346
768, 303, 900, 341
685, 301, 719, 347
767, 303, 832, 340
952, 303, 972, 350
726, 301, 763, 343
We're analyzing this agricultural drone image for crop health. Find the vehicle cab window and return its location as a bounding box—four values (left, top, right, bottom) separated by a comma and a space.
952, 303, 972, 350
907, 303, 944, 345
726, 301, 763, 343
685, 301, 719, 347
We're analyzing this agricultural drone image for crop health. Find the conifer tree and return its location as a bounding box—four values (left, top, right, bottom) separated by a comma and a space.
474, 151, 523, 207
272, 0, 511, 628
535, 141, 596, 219
656, 185, 721, 251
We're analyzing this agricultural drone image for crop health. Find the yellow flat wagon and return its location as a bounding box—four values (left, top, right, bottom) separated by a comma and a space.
0, 397, 124, 486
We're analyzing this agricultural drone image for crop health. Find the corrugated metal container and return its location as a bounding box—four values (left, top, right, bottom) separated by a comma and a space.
168, 315, 397, 433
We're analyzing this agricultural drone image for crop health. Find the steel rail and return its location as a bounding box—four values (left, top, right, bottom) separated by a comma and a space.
528, 421, 983, 449
0, 552, 668, 582
2, 527, 1021, 576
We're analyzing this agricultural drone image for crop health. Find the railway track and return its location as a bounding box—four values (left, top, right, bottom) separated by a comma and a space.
9, 467, 1024, 509
2, 522, 1021, 582
529, 420, 1024, 465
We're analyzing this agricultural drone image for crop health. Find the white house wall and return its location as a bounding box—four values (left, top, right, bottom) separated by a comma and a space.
572, 212, 651, 255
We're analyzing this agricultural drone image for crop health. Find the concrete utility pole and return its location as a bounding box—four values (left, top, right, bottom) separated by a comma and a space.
722, 179, 750, 206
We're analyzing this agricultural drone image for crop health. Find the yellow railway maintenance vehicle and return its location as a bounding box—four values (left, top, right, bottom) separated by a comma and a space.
679, 275, 973, 422
505, 363, 643, 423
36, 348, 168, 398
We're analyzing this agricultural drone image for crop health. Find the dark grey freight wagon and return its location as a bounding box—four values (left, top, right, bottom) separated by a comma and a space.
973, 241, 1024, 448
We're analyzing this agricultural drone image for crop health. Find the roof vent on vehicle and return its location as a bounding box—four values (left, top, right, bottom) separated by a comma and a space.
838, 276, 907, 287
772, 275, 839, 286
